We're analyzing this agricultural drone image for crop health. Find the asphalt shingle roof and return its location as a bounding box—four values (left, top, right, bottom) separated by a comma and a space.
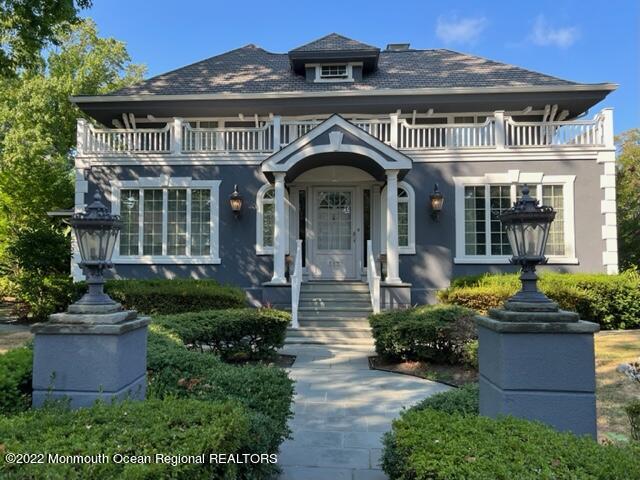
109, 40, 577, 97
290, 33, 378, 52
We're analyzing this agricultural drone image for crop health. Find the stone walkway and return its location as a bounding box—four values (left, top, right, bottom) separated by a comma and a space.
277, 344, 450, 480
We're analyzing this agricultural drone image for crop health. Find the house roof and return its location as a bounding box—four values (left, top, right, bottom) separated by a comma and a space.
290, 33, 378, 53
106, 41, 584, 97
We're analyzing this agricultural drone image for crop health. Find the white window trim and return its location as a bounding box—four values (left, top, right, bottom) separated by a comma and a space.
453, 170, 577, 264
256, 183, 289, 255
380, 181, 416, 255
110, 175, 221, 264
307, 62, 359, 83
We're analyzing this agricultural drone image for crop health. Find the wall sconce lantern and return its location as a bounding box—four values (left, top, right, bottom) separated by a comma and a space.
229, 184, 243, 217
500, 185, 556, 308
70, 191, 121, 306
429, 184, 444, 221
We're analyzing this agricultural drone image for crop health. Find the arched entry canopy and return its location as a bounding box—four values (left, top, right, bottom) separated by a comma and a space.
261, 114, 410, 287
261, 114, 413, 182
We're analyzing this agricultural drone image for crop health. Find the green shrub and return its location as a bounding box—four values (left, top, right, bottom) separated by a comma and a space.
105, 279, 245, 315
146, 326, 294, 452
0, 347, 33, 415
439, 271, 640, 329
154, 308, 290, 361
382, 409, 640, 480
408, 383, 479, 416
0, 397, 261, 479
369, 304, 476, 364
626, 399, 640, 442
462, 340, 478, 369
6, 273, 84, 321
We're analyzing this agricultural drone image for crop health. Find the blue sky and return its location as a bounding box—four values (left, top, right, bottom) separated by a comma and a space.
84, 0, 638, 134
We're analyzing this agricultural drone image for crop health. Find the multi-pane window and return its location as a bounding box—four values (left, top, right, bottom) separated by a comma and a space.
320, 64, 348, 79
262, 189, 275, 248
118, 187, 213, 258
464, 186, 486, 255
489, 185, 512, 255
120, 189, 139, 256
167, 190, 187, 255
398, 188, 410, 248
461, 183, 567, 259
143, 189, 163, 256
317, 191, 352, 250
543, 185, 565, 256
191, 189, 211, 256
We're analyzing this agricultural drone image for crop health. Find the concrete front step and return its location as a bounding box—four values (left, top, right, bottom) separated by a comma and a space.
299, 319, 371, 328
285, 328, 374, 345
299, 306, 372, 313
299, 298, 372, 307
298, 315, 371, 323
302, 283, 369, 293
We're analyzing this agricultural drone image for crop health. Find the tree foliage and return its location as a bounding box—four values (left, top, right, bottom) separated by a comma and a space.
0, 19, 144, 316
616, 129, 640, 270
0, 0, 93, 77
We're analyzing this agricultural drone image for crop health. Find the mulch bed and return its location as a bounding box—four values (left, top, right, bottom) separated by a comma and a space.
228, 354, 296, 368
369, 356, 477, 387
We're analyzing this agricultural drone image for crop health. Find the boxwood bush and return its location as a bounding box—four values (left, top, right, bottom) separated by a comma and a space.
369, 304, 476, 364
382, 409, 640, 480
153, 308, 290, 361
0, 397, 258, 479
0, 346, 33, 415
146, 325, 294, 451
439, 270, 640, 330
105, 279, 246, 315
408, 383, 479, 416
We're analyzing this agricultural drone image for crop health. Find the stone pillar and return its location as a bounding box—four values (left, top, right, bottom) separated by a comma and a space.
476, 304, 599, 438
31, 302, 149, 409
271, 172, 287, 284
385, 169, 401, 284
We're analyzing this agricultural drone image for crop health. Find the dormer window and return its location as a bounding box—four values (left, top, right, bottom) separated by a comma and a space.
310, 63, 356, 83
321, 64, 348, 79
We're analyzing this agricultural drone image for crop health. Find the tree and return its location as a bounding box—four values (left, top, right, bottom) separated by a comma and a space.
0, 19, 144, 318
0, 0, 92, 77
616, 129, 640, 270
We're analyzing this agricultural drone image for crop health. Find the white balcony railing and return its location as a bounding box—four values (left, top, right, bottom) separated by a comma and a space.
505, 114, 605, 147
83, 124, 172, 153
77, 109, 612, 156
399, 118, 496, 149
182, 122, 274, 152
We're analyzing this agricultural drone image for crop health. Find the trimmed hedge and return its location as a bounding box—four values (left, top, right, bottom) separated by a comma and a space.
439, 270, 640, 330
408, 383, 479, 416
105, 279, 245, 315
382, 409, 640, 480
0, 346, 33, 415
146, 325, 294, 451
369, 304, 476, 364
0, 398, 258, 479
153, 308, 290, 361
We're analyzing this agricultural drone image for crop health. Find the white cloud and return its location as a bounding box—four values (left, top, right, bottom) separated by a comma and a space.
436, 14, 487, 45
529, 15, 579, 48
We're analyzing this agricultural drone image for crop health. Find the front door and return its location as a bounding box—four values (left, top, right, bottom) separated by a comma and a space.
310, 188, 357, 280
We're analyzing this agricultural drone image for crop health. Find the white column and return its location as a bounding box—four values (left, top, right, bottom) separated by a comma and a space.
76, 118, 88, 155
272, 115, 281, 151
389, 112, 399, 148
172, 117, 183, 154
272, 172, 287, 284
385, 169, 401, 284
494, 110, 506, 150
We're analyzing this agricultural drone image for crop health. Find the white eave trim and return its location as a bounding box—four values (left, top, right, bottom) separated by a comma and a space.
70, 83, 618, 104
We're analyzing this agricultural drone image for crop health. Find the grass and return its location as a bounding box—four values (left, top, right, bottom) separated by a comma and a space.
595, 330, 640, 442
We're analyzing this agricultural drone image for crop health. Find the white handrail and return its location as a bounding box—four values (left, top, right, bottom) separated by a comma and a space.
366, 240, 380, 314
290, 239, 303, 329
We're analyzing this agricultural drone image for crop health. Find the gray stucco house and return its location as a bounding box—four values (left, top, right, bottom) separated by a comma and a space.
71, 33, 618, 332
